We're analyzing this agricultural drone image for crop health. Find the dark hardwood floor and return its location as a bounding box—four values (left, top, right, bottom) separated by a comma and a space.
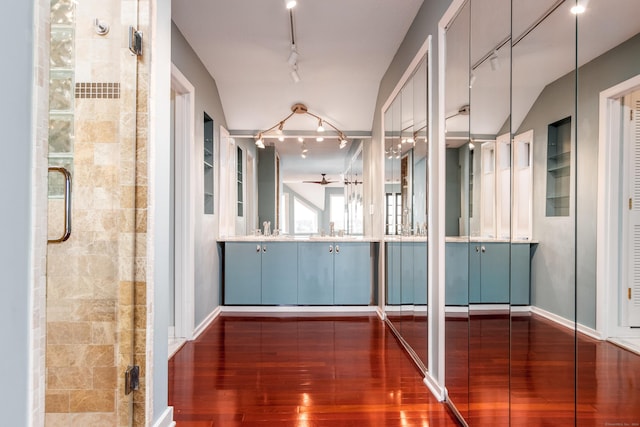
169, 315, 460, 427
169, 312, 640, 426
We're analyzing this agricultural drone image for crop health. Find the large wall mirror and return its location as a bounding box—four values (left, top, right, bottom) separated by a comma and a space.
383, 53, 429, 370
442, 0, 640, 424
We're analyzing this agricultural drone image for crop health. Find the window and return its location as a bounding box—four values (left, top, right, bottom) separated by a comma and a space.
546, 117, 571, 217
293, 197, 318, 234
386, 193, 402, 235
329, 194, 345, 231
236, 146, 243, 217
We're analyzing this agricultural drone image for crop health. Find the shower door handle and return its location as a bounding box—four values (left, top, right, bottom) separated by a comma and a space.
48, 167, 72, 243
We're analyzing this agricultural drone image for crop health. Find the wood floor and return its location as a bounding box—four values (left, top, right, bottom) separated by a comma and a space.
169, 312, 640, 426
169, 315, 460, 426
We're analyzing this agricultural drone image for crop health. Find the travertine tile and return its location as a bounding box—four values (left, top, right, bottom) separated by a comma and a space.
69, 390, 115, 412
92, 367, 117, 389
45, 391, 70, 413
47, 322, 91, 345
47, 366, 92, 389
92, 321, 117, 344
69, 412, 118, 426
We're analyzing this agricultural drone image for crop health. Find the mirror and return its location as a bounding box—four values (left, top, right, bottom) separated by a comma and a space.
383, 53, 429, 369
231, 135, 365, 237
444, 0, 640, 425
443, 0, 470, 419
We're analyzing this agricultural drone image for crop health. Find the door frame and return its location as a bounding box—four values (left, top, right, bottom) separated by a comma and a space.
170, 64, 195, 343
596, 73, 640, 339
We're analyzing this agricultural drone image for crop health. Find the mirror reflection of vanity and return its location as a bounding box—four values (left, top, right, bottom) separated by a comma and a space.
383, 53, 429, 369
442, 0, 640, 424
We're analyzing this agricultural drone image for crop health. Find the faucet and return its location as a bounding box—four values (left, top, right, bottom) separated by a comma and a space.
329, 222, 335, 237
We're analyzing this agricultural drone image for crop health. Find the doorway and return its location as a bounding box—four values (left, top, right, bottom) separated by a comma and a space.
597, 75, 640, 352
169, 64, 196, 355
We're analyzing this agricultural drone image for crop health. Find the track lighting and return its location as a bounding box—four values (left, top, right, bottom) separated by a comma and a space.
287, 46, 299, 66
253, 103, 349, 152
290, 66, 301, 83
285, 0, 297, 9
469, 71, 476, 88
570, 4, 585, 14
489, 51, 500, 71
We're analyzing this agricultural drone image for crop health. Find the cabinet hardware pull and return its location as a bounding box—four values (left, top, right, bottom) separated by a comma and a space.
475, 246, 480, 253
329, 245, 333, 253
256, 245, 261, 252
481, 246, 486, 253
262, 245, 267, 253
335, 245, 340, 254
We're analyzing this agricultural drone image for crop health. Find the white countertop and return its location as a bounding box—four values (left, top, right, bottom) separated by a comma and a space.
219, 235, 536, 244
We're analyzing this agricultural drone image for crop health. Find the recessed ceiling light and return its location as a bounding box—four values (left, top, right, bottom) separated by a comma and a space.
570, 4, 585, 14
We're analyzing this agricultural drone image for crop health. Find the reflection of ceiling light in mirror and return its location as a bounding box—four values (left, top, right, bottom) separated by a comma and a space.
285, 0, 297, 9
317, 119, 324, 132
339, 138, 347, 149
570, 4, 586, 14
489, 52, 500, 71
301, 152, 307, 158
290, 67, 301, 83
287, 47, 298, 66
298, 137, 304, 143
468, 142, 475, 150
469, 71, 476, 88
316, 136, 324, 142
278, 135, 285, 142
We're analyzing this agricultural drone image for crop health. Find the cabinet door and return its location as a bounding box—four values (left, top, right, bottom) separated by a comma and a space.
225, 242, 261, 304
334, 242, 371, 305
401, 242, 415, 304
413, 242, 428, 305
386, 242, 402, 305
480, 242, 510, 303
445, 242, 469, 305
298, 242, 334, 305
510, 243, 530, 305
469, 244, 482, 303
261, 242, 298, 305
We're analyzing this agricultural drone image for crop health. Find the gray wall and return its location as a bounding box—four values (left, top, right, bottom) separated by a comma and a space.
518, 33, 640, 328
445, 148, 461, 236
258, 146, 278, 227
171, 22, 229, 326
0, 1, 35, 423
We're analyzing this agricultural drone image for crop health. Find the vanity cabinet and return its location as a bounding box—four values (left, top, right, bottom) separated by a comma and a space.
469, 242, 510, 303
224, 241, 298, 305
445, 241, 533, 305
224, 242, 262, 304
386, 241, 428, 305
445, 242, 469, 305
298, 241, 371, 305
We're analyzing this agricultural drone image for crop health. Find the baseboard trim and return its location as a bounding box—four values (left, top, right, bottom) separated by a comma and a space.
423, 373, 446, 402
530, 306, 602, 340
192, 306, 222, 340
152, 406, 175, 427
220, 305, 378, 315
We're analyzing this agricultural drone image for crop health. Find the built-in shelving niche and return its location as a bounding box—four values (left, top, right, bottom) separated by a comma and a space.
204, 112, 214, 215
546, 117, 571, 217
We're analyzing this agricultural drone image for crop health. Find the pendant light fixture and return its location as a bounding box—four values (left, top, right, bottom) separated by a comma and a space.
254, 103, 349, 150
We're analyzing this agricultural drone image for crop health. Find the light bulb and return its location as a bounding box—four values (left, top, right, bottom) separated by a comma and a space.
316, 136, 324, 142
317, 119, 325, 132
278, 135, 285, 142
298, 137, 304, 143
285, 0, 297, 9
570, 4, 585, 14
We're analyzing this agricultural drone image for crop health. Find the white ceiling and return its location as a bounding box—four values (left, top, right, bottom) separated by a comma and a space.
445, 0, 640, 145
172, 0, 424, 134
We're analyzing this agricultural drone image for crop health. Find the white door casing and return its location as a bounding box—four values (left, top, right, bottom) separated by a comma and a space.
512, 130, 533, 241
624, 90, 640, 326
480, 141, 496, 238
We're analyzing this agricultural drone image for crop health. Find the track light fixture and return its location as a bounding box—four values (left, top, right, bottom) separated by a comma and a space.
253, 103, 349, 150
285, 0, 297, 9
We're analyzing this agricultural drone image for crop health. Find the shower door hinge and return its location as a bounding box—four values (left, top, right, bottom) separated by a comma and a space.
129, 26, 143, 56
124, 365, 140, 395
630, 198, 633, 210
629, 288, 632, 300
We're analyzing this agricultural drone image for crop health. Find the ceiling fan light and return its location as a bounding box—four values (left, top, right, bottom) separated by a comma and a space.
339, 139, 347, 149
285, 0, 297, 9
276, 121, 284, 134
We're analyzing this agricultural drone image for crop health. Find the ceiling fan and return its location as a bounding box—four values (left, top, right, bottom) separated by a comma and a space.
303, 173, 338, 185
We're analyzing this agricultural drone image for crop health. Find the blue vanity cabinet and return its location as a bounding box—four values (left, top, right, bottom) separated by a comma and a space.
413, 242, 428, 305
386, 242, 402, 305
445, 242, 469, 305
224, 242, 262, 304
298, 242, 334, 305
334, 242, 371, 305
510, 243, 531, 305
469, 242, 510, 303
261, 241, 298, 305
401, 243, 415, 304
